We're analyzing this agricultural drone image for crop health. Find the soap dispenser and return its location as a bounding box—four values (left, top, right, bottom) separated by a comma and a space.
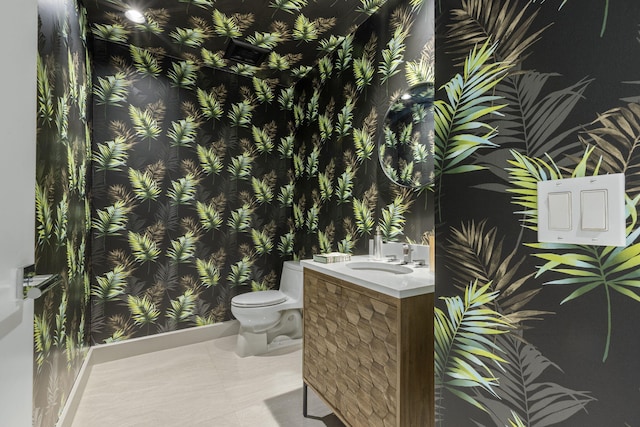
373, 226, 383, 260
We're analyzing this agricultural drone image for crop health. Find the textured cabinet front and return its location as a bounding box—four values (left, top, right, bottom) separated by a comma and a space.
303, 270, 343, 405
303, 268, 433, 427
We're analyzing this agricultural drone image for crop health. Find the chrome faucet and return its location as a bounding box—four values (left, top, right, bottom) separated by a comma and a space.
373, 226, 384, 260
402, 243, 412, 264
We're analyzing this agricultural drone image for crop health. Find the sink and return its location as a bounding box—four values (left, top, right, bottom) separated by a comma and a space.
346, 261, 412, 274
302, 256, 434, 298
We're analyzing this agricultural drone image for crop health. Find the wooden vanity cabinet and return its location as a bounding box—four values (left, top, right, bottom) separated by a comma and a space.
303, 268, 434, 427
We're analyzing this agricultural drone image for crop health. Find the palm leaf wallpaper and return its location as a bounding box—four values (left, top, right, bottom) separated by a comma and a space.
83, 0, 396, 87
90, 36, 292, 341
88, 0, 435, 345
436, 0, 640, 425
35, 1, 91, 426
292, 0, 435, 258
32, 0, 640, 425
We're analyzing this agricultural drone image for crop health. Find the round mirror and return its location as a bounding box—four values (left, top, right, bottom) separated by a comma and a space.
379, 82, 435, 188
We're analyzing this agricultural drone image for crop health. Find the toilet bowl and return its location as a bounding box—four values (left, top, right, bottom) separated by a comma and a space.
231, 260, 303, 357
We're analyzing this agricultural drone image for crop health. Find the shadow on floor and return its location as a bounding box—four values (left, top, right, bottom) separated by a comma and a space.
265, 388, 345, 426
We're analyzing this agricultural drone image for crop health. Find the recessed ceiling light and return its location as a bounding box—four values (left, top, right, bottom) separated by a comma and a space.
401, 93, 412, 100
124, 9, 146, 24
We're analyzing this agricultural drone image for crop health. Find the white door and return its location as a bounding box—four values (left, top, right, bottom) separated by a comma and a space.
0, 1, 38, 425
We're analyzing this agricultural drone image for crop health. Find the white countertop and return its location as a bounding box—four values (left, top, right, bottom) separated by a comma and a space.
301, 255, 435, 299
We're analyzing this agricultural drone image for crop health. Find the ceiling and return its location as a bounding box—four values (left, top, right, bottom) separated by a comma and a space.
83, 0, 390, 86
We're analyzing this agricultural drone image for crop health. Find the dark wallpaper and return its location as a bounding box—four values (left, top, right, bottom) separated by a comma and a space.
34, 0, 92, 425
33, 0, 640, 426
90, 40, 293, 343
435, 0, 640, 425
293, 0, 435, 258
89, 0, 435, 344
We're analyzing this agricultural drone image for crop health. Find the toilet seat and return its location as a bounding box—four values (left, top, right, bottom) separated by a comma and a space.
231, 290, 288, 308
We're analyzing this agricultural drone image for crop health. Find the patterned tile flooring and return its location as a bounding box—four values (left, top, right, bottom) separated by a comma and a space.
71, 335, 344, 427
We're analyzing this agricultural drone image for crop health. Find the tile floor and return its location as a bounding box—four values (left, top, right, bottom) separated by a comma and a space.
71, 335, 345, 427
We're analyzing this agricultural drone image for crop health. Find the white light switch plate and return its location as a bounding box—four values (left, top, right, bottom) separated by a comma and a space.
537, 174, 626, 247
548, 192, 572, 230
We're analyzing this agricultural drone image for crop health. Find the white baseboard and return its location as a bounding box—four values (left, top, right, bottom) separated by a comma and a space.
56, 320, 240, 427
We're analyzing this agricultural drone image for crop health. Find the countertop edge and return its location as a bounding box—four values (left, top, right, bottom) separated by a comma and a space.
301, 256, 435, 299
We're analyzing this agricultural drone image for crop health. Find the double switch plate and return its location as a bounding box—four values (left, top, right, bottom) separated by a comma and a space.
537, 174, 625, 247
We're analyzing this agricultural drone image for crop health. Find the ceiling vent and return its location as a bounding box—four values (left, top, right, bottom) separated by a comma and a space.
224, 39, 270, 66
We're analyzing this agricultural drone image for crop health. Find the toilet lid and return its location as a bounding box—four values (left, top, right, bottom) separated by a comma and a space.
232, 290, 288, 308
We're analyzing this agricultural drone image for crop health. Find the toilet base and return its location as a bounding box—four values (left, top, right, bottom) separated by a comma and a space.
268, 336, 302, 353
235, 329, 268, 357
235, 309, 302, 357
235, 330, 302, 357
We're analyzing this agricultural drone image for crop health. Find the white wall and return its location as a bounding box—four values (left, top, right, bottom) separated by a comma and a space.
0, 0, 37, 289
0, 1, 38, 426
0, 298, 34, 427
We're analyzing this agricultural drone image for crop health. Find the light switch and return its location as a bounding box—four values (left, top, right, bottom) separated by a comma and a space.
548, 192, 572, 230
581, 190, 608, 231
537, 174, 625, 247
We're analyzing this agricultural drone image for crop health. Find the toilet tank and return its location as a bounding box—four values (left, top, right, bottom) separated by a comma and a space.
279, 260, 303, 303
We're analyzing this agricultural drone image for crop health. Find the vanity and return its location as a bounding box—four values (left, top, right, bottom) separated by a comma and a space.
301, 256, 435, 427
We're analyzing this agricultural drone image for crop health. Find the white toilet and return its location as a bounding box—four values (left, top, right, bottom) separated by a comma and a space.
231, 260, 303, 357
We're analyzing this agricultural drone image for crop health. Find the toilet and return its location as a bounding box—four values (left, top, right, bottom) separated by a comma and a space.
231, 260, 303, 357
